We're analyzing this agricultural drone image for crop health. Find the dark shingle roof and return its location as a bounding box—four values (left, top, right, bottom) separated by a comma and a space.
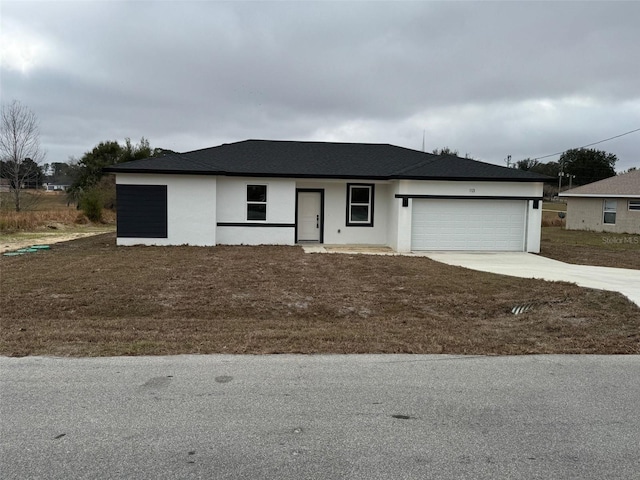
104, 139, 550, 182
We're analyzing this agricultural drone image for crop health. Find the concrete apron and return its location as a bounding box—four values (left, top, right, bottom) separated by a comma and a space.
302, 246, 640, 307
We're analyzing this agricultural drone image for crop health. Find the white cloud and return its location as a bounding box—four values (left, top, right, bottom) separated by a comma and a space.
1, 1, 638, 172
0, 19, 52, 73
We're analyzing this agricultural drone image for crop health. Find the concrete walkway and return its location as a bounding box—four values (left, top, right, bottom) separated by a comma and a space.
423, 252, 640, 307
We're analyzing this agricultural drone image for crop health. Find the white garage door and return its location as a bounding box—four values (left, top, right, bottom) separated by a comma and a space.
411, 199, 527, 251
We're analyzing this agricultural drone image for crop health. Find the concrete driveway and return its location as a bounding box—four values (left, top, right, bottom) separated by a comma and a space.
422, 252, 640, 307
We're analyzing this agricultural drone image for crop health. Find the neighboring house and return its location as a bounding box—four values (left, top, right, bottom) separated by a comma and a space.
560, 169, 640, 234
0, 178, 10, 193
43, 183, 70, 191
104, 140, 549, 252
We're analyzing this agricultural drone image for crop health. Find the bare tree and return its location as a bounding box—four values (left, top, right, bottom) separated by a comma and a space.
0, 100, 46, 211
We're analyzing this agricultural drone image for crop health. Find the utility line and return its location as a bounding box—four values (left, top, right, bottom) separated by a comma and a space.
532, 127, 640, 161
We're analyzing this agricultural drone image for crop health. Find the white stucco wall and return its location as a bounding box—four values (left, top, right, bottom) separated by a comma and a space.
215, 226, 295, 245
114, 173, 544, 252
386, 182, 401, 251
397, 180, 543, 197
216, 177, 296, 245
526, 199, 543, 253
116, 173, 217, 246
296, 180, 391, 246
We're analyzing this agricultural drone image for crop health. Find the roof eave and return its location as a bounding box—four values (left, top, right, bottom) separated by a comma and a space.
560, 193, 640, 198
390, 175, 548, 182
104, 167, 549, 182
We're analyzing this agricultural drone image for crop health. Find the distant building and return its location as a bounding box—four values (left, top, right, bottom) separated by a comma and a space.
43, 183, 70, 192
560, 170, 640, 234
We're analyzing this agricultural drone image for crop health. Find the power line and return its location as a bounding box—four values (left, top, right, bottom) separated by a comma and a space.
532, 127, 640, 161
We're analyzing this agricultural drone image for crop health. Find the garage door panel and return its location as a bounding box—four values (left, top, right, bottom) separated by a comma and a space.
411, 199, 526, 251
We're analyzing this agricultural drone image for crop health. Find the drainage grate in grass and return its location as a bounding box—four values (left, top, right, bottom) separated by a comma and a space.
511, 303, 535, 315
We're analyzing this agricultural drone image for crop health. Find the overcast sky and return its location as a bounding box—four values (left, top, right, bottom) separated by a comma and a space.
2, 0, 639, 171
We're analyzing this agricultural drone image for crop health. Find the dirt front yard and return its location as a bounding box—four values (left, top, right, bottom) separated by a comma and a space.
0, 231, 110, 254
1, 233, 638, 357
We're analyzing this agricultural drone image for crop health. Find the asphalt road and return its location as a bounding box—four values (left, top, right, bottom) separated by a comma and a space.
1, 355, 639, 480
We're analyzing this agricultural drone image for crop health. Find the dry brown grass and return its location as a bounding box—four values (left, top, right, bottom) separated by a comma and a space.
0, 209, 84, 231
540, 227, 640, 270
0, 191, 115, 232
542, 202, 567, 227
1, 233, 638, 357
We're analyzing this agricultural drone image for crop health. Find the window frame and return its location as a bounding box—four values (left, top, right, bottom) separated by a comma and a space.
628, 200, 640, 211
346, 183, 375, 227
603, 199, 617, 225
246, 184, 267, 221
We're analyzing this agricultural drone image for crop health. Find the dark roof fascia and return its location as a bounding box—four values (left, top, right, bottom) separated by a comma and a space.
388, 174, 549, 182
103, 167, 218, 176
103, 167, 549, 182
395, 194, 543, 200
103, 167, 389, 180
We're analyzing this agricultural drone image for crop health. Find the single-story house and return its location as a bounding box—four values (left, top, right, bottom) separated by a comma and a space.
560, 169, 640, 234
43, 183, 70, 192
104, 140, 549, 252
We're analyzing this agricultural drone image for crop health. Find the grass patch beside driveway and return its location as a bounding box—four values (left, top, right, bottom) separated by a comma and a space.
540, 227, 640, 270
1, 233, 638, 356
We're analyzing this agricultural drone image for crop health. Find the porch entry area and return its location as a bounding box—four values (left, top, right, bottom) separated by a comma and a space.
296, 189, 324, 243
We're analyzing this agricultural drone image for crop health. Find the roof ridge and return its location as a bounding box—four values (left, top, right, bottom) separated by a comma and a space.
390, 152, 439, 176
180, 151, 225, 171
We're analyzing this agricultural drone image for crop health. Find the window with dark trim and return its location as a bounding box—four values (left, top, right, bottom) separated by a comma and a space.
247, 184, 267, 221
603, 199, 617, 224
346, 184, 374, 226
629, 200, 640, 211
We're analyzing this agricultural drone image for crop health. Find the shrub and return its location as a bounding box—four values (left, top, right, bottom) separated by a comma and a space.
81, 188, 103, 222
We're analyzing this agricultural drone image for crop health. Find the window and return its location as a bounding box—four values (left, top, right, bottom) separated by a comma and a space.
247, 184, 267, 221
346, 184, 374, 226
629, 200, 640, 211
603, 200, 617, 224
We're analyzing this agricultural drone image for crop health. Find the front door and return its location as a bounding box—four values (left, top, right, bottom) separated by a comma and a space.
297, 190, 323, 242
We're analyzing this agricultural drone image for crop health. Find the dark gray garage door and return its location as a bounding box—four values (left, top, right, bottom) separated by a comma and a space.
116, 184, 167, 238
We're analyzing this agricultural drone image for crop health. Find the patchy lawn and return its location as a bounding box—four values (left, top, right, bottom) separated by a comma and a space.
540, 227, 640, 270
1, 233, 638, 357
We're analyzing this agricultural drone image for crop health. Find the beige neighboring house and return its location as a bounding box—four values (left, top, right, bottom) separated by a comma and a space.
0, 178, 10, 193
560, 169, 640, 234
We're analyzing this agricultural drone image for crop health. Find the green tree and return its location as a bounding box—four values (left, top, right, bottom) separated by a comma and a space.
432, 147, 459, 156
68, 137, 157, 211
515, 158, 541, 171
80, 187, 103, 222
72, 140, 123, 190
70, 137, 155, 193
517, 159, 561, 178
559, 148, 616, 186
0, 100, 46, 211
46, 161, 80, 185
